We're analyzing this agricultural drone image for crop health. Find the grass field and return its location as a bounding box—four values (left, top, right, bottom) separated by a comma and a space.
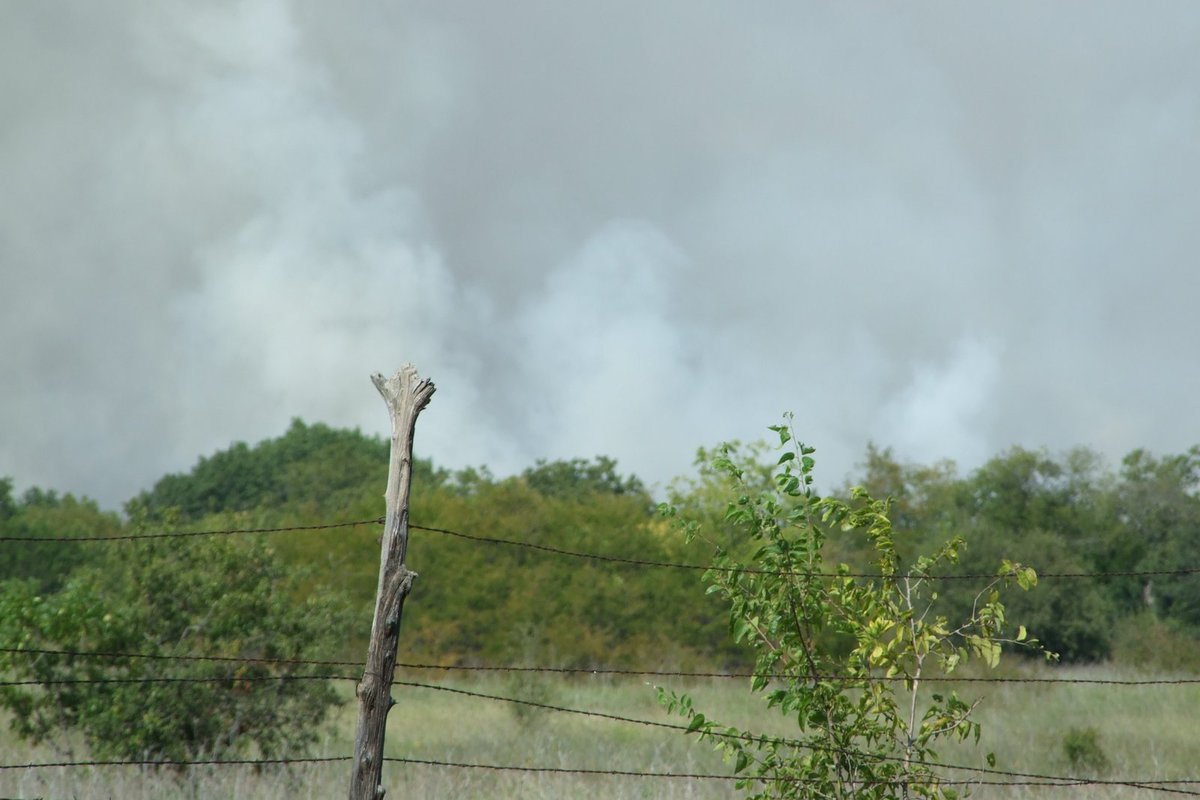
2, 662, 1198, 799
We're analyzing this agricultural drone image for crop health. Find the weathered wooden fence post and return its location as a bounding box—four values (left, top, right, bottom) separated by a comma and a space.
349, 364, 435, 800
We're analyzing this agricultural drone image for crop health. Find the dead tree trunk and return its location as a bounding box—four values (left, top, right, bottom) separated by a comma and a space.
349, 365, 435, 800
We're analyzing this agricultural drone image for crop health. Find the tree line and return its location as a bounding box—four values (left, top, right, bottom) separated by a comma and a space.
2, 418, 1198, 763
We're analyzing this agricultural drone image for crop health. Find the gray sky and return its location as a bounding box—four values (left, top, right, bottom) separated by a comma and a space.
3, 1, 1199, 509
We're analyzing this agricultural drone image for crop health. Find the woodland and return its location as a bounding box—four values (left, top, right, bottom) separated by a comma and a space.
2, 419, 1199, 764
3, 419, 1199, 668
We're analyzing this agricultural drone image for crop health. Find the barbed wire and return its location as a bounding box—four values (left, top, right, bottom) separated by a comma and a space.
0, 517, 381, 543
6, 646, 1200, 686
3, 753, 1196, 792
6, 665, 1194, 790
3, 515, 1198, 581
0, 667, 1195, 791
1, 749, 1196, 794
411, 522, 1200, 581
4, 521, 1200, 794
397, 663, 1200, 686
4, 470, 1199, 796
0, 674, 356, 688
0, 645, 357, 669
384, 756, 1200, 790
390, 679, 1200, 794
0, 756, 351, 771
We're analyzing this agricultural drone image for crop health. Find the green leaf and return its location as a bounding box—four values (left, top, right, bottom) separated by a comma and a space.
1018, 567, 1038, 590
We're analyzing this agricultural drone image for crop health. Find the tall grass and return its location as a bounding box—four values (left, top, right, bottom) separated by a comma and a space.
2, 664, 1197, 799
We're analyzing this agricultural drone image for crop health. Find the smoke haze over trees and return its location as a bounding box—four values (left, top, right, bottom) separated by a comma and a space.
3, 2, 1200, 507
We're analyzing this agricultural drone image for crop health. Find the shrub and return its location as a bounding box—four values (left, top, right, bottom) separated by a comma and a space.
0, 533, 346, 762
1062, 727, 1110, 775
658, 419, 1047, 800
1111, 612, 1200, 673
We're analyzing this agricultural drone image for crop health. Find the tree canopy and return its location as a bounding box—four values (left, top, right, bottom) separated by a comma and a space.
2, 418, 1199, 766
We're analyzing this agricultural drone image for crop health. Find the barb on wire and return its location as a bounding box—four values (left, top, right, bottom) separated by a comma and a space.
411, 523, 1200, 581
0, 518, 382, 543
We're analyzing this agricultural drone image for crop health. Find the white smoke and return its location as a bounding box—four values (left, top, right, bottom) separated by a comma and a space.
509, 221, 711, 487
874, 338, 1001, 470
128, 2, 452, 465
3, 0, 1200, 507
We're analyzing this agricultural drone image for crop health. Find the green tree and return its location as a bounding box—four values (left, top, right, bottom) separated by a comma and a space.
667, 441, 780, 556
133, 418, 447, 521
941, 523, 1112, 662
0, 477, 15, 521
0, 481, 121, 593
659, 421, 1043, 799
1112, 447, 1200, 629
904, 447, 1116, 662
852, 445, 959, 536
520, 455, 647, 501
0, 531, 345, 762
398, 471, 733, 668
954, 447, 1113, 543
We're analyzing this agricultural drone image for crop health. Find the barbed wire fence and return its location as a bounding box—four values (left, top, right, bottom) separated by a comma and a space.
2, 515, 1199, 797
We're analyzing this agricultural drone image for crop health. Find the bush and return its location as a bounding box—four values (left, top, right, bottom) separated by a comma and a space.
1062, 727, 1110, 775
0, 533, 347, 762
1111, 612, 1200, 673
658, 420, 1047, 800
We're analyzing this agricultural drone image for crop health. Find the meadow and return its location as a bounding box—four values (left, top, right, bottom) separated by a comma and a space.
2, 661, 1197, 799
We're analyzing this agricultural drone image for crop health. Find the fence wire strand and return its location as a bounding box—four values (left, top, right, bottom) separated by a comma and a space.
0, 518, 381, 543
4, 517, 1200, 793
3, 515, 1198, 580
5, 645, 1200, 687
385, 756, 1200, 790
4, 666, 1195, 791
410, 522, 1200, 580
391, 679, 1200, 794
3, 754, 1197, 792
0, 674, 356, 688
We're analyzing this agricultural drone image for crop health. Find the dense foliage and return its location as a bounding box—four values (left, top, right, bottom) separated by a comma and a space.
0, 531, 345, 762
134, 419, 402, 519
0, 479, 121, 593
7, 420, 1200, 670
1, 417, 1199, 764
855, 444, 1200, 663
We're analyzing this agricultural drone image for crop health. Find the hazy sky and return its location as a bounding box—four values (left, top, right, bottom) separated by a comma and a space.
3, 1, 1199, 509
